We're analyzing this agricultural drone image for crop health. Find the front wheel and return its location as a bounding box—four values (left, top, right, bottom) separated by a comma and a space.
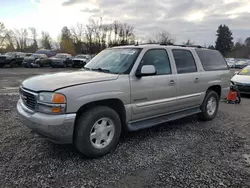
75, 106, 121, 158
198, 90, 219, 121
10, 61, 16, 68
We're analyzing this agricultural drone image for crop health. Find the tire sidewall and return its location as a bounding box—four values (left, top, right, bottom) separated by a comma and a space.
75, 106, 121, 157
201, 91, 219, 120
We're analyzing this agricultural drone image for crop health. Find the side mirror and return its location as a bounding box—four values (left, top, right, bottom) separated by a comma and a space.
136, 65, 156, 77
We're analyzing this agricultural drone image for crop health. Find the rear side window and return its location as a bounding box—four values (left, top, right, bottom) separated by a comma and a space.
172, 49, 197, 74
195, 49, 228, 71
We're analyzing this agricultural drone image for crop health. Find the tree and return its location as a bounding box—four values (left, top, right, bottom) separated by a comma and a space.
28, 27, 38, 52
183, 39, 195, 45
60, 26, 75, 55
41, 31, 52, 49
208, 45, 215, 50
0, 22, 7, 47
148, 30, 174, 44
71, 23, 85, 54
215, 25, 234, 55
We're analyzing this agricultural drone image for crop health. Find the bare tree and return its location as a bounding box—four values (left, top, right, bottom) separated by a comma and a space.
183, 39, 195, 45
41, 31, 52, 50
12, 28, 28, 51
0, 22, 7, 47
148, 31, 174, 44
29, 27, 38, 52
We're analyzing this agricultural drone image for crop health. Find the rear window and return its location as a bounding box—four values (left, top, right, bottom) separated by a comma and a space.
195, 49, 228, 71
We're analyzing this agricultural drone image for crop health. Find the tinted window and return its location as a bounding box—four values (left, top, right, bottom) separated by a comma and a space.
195, 49, 228, 71
172, 50, 197, 74
140, 49, 171, 75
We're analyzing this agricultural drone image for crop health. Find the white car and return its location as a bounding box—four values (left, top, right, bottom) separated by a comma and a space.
231, 65, 250, 94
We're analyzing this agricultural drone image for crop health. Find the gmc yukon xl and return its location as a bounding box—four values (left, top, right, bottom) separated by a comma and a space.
17, 44, 231, 158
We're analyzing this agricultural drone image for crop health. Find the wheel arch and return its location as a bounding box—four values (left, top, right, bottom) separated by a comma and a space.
73, 98, 127, 141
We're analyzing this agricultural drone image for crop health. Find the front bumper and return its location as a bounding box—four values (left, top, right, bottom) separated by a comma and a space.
236, 85, 250, 94
17, 99, 76, 144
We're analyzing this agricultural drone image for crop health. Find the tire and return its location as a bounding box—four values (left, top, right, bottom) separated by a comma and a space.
75, 106, 122, 158
10, 61, 16, 68
0, 64, 3, 68
198, 90, 219, 121
63, 63, 66, 68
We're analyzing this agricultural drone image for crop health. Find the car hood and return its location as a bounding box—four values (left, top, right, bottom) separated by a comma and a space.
231, 75, 250, 84
51, 57, 66, 61
73, 58, 86, 61
21, 70, 119, 92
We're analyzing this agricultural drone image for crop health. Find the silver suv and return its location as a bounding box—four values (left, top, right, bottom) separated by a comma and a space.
17, 44, 231, 158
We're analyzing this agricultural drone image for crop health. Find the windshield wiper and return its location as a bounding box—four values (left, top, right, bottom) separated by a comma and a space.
92, 68, 110, 73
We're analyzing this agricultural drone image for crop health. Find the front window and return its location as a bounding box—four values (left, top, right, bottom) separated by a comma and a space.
85, 48, 142, 74
239, 67, 250, 75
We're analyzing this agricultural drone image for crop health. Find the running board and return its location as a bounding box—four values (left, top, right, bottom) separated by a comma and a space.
127, 107, 201, 131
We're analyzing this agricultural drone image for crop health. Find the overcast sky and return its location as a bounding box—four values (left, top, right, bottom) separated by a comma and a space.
1, 0, 250, 45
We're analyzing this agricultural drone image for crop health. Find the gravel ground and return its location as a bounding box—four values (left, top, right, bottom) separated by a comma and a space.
1, 68, 250, 188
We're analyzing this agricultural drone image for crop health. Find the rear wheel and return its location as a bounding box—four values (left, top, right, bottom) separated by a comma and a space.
75, 106, 121, 158
198, 90, 219, 121
63, 63, 67, 68
0, 64, 4, 68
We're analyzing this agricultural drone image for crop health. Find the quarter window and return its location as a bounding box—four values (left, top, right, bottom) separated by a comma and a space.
172, 49, 197, 74
140, 49, 171, 75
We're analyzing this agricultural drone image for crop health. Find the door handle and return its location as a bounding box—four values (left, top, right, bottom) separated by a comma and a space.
194, 78, 199, 83
169, 80, 175, 86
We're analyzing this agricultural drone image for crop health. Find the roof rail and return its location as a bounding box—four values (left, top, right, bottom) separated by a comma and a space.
135, 43, 204, 48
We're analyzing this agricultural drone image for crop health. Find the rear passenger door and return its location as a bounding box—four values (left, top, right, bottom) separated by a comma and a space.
130, 49, 178, 121
172, 49, 203, 109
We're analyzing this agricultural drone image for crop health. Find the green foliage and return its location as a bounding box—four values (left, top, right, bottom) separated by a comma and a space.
215, 25, 234, 55
41, 32, 52, 50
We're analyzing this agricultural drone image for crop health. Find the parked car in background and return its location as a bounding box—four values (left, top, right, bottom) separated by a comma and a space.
35, 49, 57, 58
50, 53, 73, 68
234, 60, 248, 69
16, 53, 32, 66
0, 52, 25, 67
72, 54, 91, 68
17, 44, 230, 158
23, 54, 50, 68
231, 66, 250, 94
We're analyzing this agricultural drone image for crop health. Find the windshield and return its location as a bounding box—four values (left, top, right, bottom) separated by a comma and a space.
85, 48, 141, 74
55, 54, 67, 58
239, 67, 250, 75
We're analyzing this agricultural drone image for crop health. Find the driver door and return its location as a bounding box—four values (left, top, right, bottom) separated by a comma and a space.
130, 49, 178, 121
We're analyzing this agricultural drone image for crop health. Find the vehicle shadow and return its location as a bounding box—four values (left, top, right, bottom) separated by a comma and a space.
45, 115, 197, 159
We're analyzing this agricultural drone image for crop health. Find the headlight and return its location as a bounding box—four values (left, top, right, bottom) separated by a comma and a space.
6, 56, 12, 59
37, 92, 66, 114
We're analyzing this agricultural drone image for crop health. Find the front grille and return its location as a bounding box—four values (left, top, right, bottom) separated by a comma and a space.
19, 88, 37, 110
0, 57, 6, 61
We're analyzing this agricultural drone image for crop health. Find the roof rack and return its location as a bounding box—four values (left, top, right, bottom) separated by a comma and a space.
135, 42, 204, 48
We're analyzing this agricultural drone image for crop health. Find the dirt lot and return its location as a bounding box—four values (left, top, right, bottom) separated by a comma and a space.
1, 68, 250, 188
